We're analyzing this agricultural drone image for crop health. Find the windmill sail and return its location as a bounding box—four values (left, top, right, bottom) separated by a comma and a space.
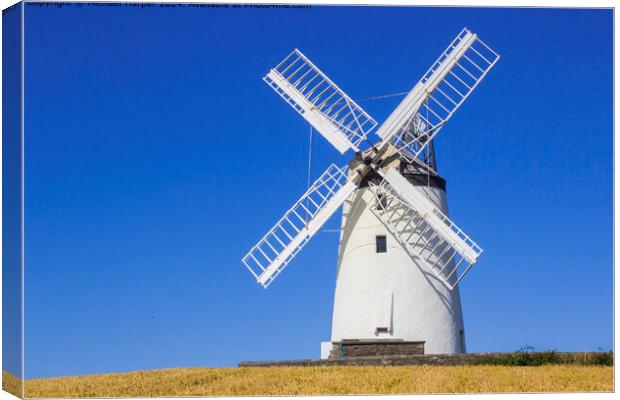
376, 28, 499, 162
372, 168, 482, 289
242, 164, 356, 288
264, 49, 377, 154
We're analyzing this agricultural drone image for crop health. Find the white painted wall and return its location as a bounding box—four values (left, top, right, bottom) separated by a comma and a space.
320, 341, 333, 359
330, 182, 466, 354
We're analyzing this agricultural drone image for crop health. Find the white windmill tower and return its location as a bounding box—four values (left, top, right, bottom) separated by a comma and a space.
242, 28, 499, 358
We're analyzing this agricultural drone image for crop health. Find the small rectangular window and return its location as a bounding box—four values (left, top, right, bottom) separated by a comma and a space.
376, 193, 387, 211
376, 235, 387, 253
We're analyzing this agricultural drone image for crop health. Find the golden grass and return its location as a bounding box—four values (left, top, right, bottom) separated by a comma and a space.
3, 370, 23, 398
21, 365, 612, 398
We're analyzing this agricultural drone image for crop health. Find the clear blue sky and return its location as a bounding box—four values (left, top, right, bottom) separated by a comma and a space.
21, 4, 612, 379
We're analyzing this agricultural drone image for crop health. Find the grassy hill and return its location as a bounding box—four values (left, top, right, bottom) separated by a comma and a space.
4, 365, 613, 398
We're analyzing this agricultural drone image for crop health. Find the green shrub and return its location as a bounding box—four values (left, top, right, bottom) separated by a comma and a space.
573, 351, 613, 366
484, 346, 560, 366
478, 346, 612, 366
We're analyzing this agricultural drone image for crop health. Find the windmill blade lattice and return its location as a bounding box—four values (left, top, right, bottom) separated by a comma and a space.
376, 28, 499, 163
243, 27, 499, 290
264, 49, 378, 154
242, 164, 356, 288
370, 168, 482, 289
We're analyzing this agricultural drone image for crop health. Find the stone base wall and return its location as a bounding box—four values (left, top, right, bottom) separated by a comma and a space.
329, 340, 425, 359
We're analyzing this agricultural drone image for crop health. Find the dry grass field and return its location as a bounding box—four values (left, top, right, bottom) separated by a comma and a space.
2, 371, 22, 398
4, 365, 612, 398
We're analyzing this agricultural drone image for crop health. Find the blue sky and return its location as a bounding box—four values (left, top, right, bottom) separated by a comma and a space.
21, 4, 612, 378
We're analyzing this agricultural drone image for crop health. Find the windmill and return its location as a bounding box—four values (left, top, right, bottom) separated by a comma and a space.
242, 28, 499, 357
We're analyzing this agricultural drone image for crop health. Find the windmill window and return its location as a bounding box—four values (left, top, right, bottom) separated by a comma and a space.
376, 194, 387, 211
376, 235, 387, 253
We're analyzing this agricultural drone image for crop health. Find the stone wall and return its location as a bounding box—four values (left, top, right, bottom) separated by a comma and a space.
239, 352, 613, 368
329, 340, 425, 359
